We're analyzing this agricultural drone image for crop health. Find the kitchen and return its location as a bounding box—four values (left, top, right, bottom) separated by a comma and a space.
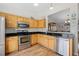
0, 3, 78, 56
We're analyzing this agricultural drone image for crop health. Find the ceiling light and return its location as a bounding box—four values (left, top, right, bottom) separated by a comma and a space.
49, 3, 54, 10
68, 20, 70, 23
49, 7, 54, 10
65, 21, 67, 23
33, 3, 39, 6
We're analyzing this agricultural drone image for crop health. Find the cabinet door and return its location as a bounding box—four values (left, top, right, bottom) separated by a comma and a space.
37, 20, 46, 28
6, 15, 17, 28
0, 12, 17, 28
29, 19, 33, 28
17, 16, 24, 22
37, 34, 49, 48
0, 12, 6, 17
31, 34, 38, 45
5, 36, 18, 54
42, 38, 49, 48
42, 35, 49, 48
69, 39, 73, 56
33, 20, 37, 28
29, 19, 37, 28
23, 17, 30, 24
37, 34, 42, 44
37, 34, 43, 45
48, 36, 56, 51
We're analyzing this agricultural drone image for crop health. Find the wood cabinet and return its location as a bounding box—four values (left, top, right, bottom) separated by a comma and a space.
67, 38, 73, 56
33, 20, 38, 28
41, 35, 49, 48
0, 12, 17, 28
31, 34, 38, 45
23, 17, 30, 24
37, 20, 46, 28
30, 34, 73, 56
29, 19, 37, 28
0, 12, 46, 28
48, 36, 56, 50
6, 15, 17, 28
38, 34, 48, 47
0, 12, 6, 17
0, 12, 28, 28
17, 16, 24, 22
5, 36, 18, 54
37, 34, 56, 50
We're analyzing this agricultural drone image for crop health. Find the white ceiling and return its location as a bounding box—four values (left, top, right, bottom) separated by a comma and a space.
0, 3, 76, 19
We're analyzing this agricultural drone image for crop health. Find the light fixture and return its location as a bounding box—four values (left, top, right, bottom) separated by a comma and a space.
33, 3, 39, 6
65, 14, 70, 23
65, 21, 67, 23
49, 7, 54, 10
68, 20, 70, 23
49, 3, 54, 10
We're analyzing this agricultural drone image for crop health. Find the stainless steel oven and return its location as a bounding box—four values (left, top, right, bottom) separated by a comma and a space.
19, 35, 30, 45
17, 30, 30, 50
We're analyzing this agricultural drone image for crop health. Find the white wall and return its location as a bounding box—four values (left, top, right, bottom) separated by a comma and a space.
69, 4, 78, 56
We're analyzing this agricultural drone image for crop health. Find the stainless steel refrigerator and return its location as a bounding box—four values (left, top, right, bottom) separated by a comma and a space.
0, 16, 5, 56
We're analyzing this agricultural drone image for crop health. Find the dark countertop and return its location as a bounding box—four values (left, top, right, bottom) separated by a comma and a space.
5, 32, 62, 37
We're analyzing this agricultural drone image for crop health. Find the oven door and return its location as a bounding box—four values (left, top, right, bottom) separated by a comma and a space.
18, 35, 30, 50
19, 35, 30, 45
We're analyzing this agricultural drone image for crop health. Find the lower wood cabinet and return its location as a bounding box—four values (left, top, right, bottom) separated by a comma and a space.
31, 34, 73, 56
37, 34, 56, 50
48, 36, 56, 50
5, 36, 18, 54
67, 38, 73, 56
38, 35, 49, 48
31, 34, 38, 45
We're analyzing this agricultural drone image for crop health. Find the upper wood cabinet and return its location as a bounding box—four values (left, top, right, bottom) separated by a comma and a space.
0, 12, 17, 28
0, 12, 6, 17
37, 20, 46, 28
6, 15, 17, 28
23, 17, 30, 24
0, 12, 46, 28
17, 16, 24, 22
33, 20, 38, 28
29, 19, 37, 28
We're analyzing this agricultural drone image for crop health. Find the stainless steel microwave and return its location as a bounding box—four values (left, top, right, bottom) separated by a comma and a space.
17, 22, 29, 28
